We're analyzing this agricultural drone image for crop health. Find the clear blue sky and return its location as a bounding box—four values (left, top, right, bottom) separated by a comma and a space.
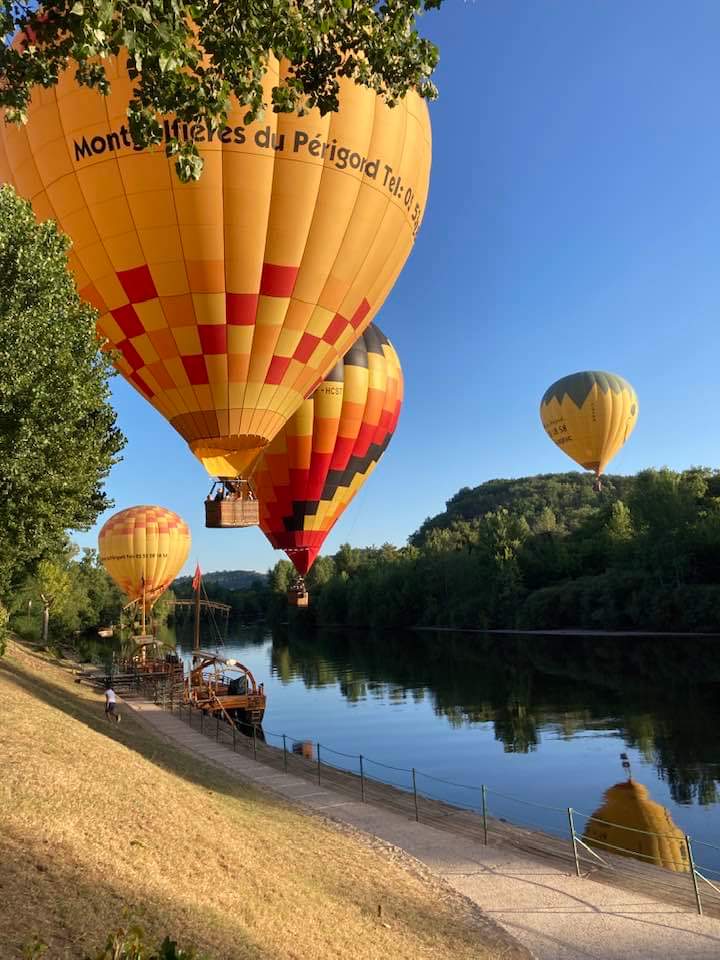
74, 0, 720, 575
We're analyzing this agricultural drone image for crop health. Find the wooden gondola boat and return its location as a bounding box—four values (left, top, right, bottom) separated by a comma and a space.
186, 652, 266, 728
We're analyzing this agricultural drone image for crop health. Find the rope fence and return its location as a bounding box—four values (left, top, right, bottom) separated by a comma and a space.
139, 673, 720, 919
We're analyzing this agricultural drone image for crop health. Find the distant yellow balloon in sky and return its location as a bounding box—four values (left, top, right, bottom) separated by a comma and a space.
540, 371, 638, 477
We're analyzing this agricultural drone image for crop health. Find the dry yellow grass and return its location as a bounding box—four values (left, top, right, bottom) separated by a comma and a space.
0, 641, 513, 960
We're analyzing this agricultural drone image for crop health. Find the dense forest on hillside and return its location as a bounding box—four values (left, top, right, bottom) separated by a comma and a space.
265, 469, 720, 632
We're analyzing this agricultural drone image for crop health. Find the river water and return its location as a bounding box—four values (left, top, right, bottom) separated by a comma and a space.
166, 624, 720, 873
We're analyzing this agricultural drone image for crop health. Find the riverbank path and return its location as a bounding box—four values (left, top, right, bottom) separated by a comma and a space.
127, 698, 720, 960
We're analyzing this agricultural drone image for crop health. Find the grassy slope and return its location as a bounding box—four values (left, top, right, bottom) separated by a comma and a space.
0, 641, 508, 960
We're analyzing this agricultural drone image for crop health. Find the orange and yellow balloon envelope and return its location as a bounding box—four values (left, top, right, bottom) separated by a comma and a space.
0, 56, 431, 479
98, 505, 191, 610
254, 322, 403, 575
540, 371, 638, 477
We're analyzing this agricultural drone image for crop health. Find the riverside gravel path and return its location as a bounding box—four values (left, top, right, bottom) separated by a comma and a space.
126, 698, 720, 960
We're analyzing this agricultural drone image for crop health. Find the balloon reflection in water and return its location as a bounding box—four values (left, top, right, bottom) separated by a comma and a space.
583, 776, 688, 873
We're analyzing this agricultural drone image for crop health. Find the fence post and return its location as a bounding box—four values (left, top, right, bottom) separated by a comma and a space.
252, 724, 257, 760
282, 735, 288, 773
686, 835, 703, 916
412, 768, 419, 822
567, 808, 581, 878
317, 744, 322, 786
481, 785, 488, 845
359, 755, 365, 802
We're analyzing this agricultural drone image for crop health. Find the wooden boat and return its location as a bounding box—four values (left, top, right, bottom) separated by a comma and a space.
186, 652, 266, 728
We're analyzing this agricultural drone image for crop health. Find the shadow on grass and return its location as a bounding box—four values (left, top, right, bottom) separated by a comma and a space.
0, 822, 274, 960
0, 650, 273, 807
1, 646, 529, 959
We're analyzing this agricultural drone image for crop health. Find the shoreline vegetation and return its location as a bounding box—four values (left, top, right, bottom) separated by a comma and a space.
257, 469, 720, 634
1, 639, 515, 960
169, 469, 720, 637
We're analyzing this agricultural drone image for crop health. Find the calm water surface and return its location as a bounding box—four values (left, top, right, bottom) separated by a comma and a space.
168, 624, 720, 867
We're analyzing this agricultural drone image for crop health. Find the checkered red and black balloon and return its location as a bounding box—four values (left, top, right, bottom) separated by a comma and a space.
253, 323, 403, 575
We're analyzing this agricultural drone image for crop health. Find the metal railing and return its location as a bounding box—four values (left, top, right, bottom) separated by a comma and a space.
152, 681, 720, 919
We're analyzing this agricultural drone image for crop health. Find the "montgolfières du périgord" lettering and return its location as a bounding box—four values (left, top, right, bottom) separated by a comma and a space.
73, 120, 423, 229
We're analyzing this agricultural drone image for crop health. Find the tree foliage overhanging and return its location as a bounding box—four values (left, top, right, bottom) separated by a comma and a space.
0, 185, 125, 601
0, 0, 442, 181
266, 468, 720, 632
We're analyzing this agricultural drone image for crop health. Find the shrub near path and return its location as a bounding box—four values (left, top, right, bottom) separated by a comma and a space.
0, 641, 515, 960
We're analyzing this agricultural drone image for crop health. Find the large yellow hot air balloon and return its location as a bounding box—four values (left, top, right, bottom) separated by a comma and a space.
98, 505, 191, 630
540, 371, 638, 480
0, 56, 431, 491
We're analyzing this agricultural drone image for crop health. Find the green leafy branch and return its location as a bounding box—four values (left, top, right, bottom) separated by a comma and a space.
0, 0, 442, 180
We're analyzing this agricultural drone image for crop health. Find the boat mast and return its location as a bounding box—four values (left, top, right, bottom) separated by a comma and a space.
193, 570, 201, 653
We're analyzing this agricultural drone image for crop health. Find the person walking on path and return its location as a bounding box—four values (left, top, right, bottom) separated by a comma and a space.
104, 685, 120, 723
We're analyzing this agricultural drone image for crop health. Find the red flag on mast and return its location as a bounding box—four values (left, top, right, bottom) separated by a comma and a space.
191, 563, 202, 593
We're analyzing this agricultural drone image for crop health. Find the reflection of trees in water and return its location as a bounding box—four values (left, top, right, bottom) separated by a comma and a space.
270, 628, 720, 806
640, 710, 719, 806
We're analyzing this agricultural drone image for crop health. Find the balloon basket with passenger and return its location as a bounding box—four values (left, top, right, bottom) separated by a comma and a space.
287, 576, 309, 608
205, 479, 259, 528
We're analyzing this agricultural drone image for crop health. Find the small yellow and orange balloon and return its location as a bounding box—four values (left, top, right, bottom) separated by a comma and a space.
98, 505, 191, 611
253, 322, 403, 576
540, 371, 638, 478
